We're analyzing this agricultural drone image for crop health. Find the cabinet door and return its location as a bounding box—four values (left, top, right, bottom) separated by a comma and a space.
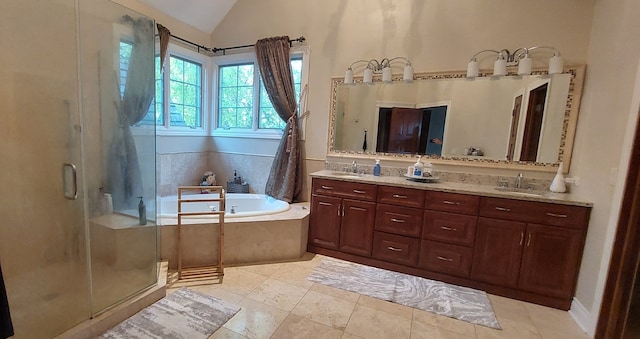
519, 224, 583, 298
309, 194, 342, 250
471, 217, 526, 287
339, 199, 376, 256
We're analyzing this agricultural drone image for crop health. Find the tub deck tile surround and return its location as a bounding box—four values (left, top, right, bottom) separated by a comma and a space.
159, 203, 310, 268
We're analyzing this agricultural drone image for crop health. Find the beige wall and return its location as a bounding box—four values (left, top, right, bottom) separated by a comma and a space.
212, 0, 593, 161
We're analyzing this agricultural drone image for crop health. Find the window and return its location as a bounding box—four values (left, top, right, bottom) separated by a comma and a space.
214, 48, 308, 138
120, 41, 208, 134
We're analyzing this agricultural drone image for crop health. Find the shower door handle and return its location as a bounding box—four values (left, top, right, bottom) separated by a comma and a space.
62, 163, 78, 200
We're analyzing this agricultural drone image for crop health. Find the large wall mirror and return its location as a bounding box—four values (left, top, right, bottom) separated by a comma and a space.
328, 65, 585, 172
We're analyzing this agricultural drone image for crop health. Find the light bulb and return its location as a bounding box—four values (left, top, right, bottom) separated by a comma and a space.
344, 68, 354, 84
549, 55, 563, 74
363, 68, 373, 84
493, 58, 507, 76
518, 55, 532, 76
403, 64, 413, 82
466, 60, 479, 78
382, 66, 392, 82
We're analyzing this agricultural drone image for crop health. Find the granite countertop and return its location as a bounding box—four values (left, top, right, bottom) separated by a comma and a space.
311, 170, 593, 207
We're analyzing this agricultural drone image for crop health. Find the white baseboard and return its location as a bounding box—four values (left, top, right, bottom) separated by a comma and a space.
569, 298, 595, 338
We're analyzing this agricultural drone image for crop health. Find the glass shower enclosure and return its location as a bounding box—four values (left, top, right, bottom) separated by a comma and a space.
0, 1, 158, 338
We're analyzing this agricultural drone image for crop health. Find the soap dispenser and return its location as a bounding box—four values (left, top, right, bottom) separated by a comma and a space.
549, 162, 567, 193
373, 159, 381, 176
413, 156, 423, 177
138, 196, 147, 225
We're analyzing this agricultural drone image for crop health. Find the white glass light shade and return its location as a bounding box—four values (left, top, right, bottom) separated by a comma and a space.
403, 64, 413, 82
493, 58, 507, 76
518, 56, 532, 75
344, 68, 354, 84
466, 60, 479, 78
363, 68, 373, 83
549, 55, 563, 74
382, 66, 392, 82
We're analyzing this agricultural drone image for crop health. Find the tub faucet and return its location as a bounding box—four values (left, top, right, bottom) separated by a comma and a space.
515, 172, 524, 189
230, 205, 237, 214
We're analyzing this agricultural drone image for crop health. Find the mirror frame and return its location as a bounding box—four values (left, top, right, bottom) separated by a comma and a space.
327, 65, 586, 173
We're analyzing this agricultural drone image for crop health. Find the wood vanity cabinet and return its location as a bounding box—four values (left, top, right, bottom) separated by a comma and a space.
372, 186, 425, 266
471, 197, 589, 302
309, 178, 377, 256
419, 192, 479, 278
308, 176, 591, 310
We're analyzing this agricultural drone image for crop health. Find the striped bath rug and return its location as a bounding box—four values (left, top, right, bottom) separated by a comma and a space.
98, 287, 240, 338
307, 257, 501, 329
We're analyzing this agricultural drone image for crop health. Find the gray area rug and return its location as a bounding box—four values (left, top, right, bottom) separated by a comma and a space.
307, 257, 501, 329
98, 287, 240, 338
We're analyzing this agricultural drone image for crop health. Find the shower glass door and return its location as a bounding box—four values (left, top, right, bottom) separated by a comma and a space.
77, 1, 158, 315
0, 0, 157, 337
0, 1, 91, 338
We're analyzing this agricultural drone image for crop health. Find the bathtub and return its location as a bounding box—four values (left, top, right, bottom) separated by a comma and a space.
159, 193, 290, 218
156, 193, 309, 267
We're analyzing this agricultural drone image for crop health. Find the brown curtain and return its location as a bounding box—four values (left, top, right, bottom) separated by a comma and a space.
156, 23, 171, 69
107, 18, 169, 209
256, 36, 302, 203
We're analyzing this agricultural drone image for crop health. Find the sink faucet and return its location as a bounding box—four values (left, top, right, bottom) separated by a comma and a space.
351, 160, 358, 173
515, 172, 524, 189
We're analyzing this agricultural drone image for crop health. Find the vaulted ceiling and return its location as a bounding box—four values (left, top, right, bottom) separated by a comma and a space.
135, 0, 236, 34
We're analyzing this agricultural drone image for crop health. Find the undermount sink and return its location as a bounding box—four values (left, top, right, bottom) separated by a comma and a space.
330, 171, 362, 178
494, 187, 544, 197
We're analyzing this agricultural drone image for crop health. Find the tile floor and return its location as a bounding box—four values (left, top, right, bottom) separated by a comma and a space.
166, 253, 590, 339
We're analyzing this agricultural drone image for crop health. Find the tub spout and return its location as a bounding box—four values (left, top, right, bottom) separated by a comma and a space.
230, 205, 237, 214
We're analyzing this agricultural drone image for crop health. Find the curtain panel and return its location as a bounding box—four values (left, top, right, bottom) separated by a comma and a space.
255, 36, 302, 203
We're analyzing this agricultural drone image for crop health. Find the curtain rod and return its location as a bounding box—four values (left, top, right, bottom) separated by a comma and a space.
170, 35, 306, 56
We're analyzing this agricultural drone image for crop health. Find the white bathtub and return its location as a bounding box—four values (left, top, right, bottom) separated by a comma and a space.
159, 193, 290, 218
157, 193, 309, 266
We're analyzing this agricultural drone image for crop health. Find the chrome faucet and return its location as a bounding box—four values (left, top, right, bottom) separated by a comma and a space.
351, 160, 358, 173
515, 172, 524, 189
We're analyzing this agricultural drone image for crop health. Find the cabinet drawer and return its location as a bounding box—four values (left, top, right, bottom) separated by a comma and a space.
422, 210, 477, 246
312, 178, 377, 201
425, 191, 480, 215
418, 240, 473, 277
480, 197, 590, 229
372, 232, 420, 267
375, 204, 423, 237
377, 186, 425, 208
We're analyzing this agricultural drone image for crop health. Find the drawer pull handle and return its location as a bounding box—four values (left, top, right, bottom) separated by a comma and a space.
387, 246, 402, 252
321, 185, 334, 190
519, 231, 524, 246
437, 256, 453, 262
390, 218, 405, 223
546, 212, 568, 218
353, 189, 366, 194
443, 200, 460, 205
337, 204, 342, 216
526, 233, 532, 247
440, 226, 457, 231
392, 194, 408, 199
495, 206, 511, 212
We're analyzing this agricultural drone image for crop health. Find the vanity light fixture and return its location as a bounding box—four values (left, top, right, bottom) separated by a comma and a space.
344, 57, 413, 84
466, 46, 563, 78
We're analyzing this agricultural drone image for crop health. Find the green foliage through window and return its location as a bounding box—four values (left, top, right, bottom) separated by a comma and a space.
218, 57, 303, 130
